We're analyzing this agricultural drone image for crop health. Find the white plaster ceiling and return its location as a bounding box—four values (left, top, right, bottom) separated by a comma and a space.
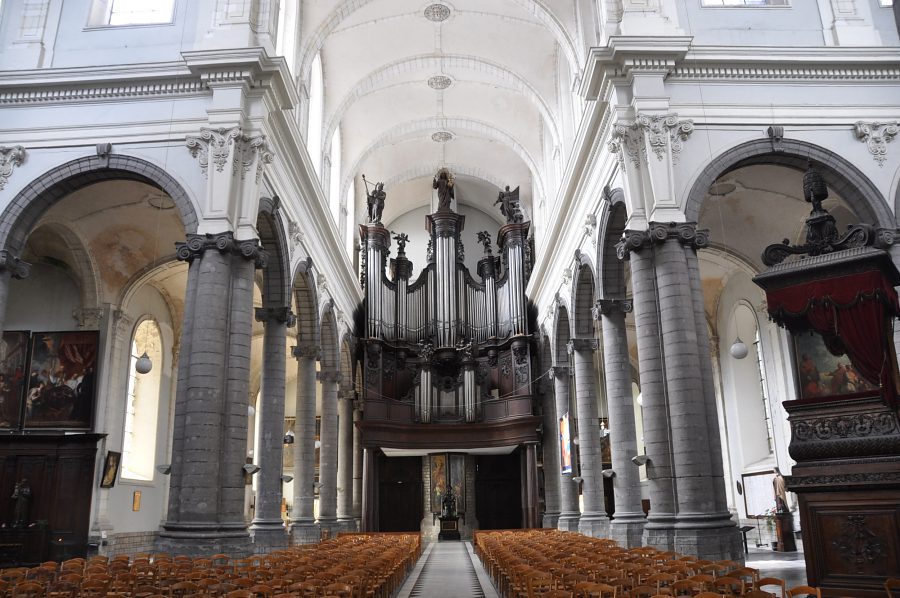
381, 445, 518, 457
298, 0, 580, 230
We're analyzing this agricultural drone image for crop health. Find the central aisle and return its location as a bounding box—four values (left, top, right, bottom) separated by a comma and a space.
396, 541, 499, 598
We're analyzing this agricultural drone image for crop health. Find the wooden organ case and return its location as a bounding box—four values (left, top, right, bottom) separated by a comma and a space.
357, 191, 542, 531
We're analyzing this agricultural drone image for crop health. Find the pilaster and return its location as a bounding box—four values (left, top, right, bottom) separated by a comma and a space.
541, 375, 562, 529
316, 370, 340, 534
336, 387, 355, 529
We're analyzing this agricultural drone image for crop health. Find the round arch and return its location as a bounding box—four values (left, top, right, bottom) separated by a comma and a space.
571, 261, 596, 339
0, 154, 199, 255
291, 258, 320, 347
552, 302, 572, 366
257, 197, 291, 309
684, 138, 893, 228
320, 302, 340, 373
596, 187, 628, 301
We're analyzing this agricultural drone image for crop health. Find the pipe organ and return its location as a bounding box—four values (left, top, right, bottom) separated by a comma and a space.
358, 186, 536, 427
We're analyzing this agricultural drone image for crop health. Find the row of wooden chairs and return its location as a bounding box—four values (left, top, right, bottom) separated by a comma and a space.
474, 529, 821, 598
0, 532, 421, 598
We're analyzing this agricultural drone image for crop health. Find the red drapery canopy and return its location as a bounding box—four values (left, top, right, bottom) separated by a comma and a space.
766, 270, 900, 404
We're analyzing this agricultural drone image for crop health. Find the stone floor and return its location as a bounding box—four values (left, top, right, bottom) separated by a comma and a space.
396, 541, 807, 597
396, 541, 498, 598
747, 546, 808, 589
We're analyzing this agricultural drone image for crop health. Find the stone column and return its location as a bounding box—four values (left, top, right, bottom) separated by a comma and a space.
653, 222, 738, 559
569, 338, 609, 538
361, 448, 377, 532
159, 232, 266, 556
336, 387, 355, 529
551, 366, 580, 531
597, 299, 645, 547
289, 343, 319, 544
541, 378, 562, 529
522, 442, 541, 528
352, 404, 363, 526
0, 250, 30, 336
249, 306, 294, 549
618, 230, 677, 550
317, 370, 340, 534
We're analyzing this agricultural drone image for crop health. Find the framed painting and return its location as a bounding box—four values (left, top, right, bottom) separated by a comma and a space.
794, 331, 878, 400
449, 453, 466, 512
101, 451, 121, 488
429, 453, 447, 514
0, 331, 29, 429
559, 413, 572, 474
23, 331, 98, 429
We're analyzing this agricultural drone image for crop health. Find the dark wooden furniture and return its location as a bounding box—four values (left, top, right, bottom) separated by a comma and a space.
0, 434, 101, 565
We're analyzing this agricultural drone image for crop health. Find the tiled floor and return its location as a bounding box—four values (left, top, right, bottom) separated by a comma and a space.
396, 541, 499, 598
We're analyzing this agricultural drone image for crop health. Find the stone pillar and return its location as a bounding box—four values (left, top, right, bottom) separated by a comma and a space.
317, 370, 340, 534
569, 338, 609, 538
651, 222, 738, 559
618, 230, 677, 550
289, 343, 319, 544
597, 299, 645, 547
522, 442, 541, 528
0, 250, 31, 336
249, 306, 294, 549
551, 366, 580, 531
361, 448, 377, 532
541, 378, 562, 529
336, 387, 354, 529
159, 232, 266, 556
352, 404, 363, 526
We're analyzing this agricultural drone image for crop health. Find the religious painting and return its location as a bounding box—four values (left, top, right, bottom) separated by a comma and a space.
429, 453, 447, 514
559, 413, 572, 474
794, 331, 878, 400
23, 331, 98, 429
101, 451, 120, 488
0, 331, 29, 428
449, 453, 466, 513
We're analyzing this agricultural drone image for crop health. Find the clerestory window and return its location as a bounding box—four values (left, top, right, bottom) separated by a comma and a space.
121, 319, 163, 481
701, 0, 789, 6
88, 0, 175, 27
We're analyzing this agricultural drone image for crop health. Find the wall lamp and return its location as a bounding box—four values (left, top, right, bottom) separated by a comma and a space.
243, 463, 261, 475
631, 454, 650, 466
156, 464, 172, 475
601, 469, 616, 478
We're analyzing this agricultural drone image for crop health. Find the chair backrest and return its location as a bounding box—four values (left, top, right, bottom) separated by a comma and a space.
886, 578, 900, 598
786, 586, 821, 598
746, 591, 776, 598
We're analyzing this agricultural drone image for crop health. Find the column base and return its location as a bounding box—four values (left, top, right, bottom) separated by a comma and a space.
674, 523, 744, 562
249, 526, 289, 552
337, 518, 359, 533
609, 519, 646, 548
557, 512, 580, 532
157, 523, 252, 557
643, 518, 677, 551
318, 518, 343, 540
577, 514, 609, 538
542, 512, 560, 529
289, 520, 320, 545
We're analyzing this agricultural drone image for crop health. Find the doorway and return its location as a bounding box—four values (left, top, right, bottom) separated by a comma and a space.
475, 452, 522, 530
377, 455, 422, 532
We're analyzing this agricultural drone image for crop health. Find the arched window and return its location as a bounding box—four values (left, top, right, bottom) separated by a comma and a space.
121, 319, 163, 481
329, 126, 342, 223
307, 53, 324, 178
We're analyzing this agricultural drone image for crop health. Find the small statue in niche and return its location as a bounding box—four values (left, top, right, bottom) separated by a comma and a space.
441, 486, 457, 518
494, 185, 522, 224
11, 479, 31, 528
392, 232, 409, 254
476, 231, 492, 255
433, 169, 454, 212
773, 467, 789, 513
364, 175, 387, 223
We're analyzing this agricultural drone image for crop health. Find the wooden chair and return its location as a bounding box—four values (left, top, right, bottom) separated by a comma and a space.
573, 581, 616, 598
247, 585, 272, 598
712, 576, 744, 596
11, 582, 43, 598
886, 578, 900, 598
689, 574, 716, 592
695, 594, 726, 598
322, 583, 353, 598
755, 577, 785, 597
224, 591, 252, 598
786, 587, 821, 598
542, 591, 573, 598
745, 591, 776, 598
671, 579, 703, 596
626, 586, 655, 598
526, 572, 555, 598
171, 581, 201, 598
79, 579, 109, 598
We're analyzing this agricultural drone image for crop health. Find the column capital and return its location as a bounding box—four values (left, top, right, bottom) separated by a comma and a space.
255, 306, 295, 326
176, 232, 268, 268
567, 338, 599, 353
635, 112, 694, 165
548, 365, 570, 379
291, 343, 320, 360
616, 229, 651, 259
648, 221, 709, 250
0, 146, 26, 191
73, 308, 104, 329
0, 250, 31, 279
317, 370, 341, 383
594, 299, 633, 318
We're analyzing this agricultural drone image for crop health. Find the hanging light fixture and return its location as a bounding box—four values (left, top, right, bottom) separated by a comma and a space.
730, 336, 749, 360
135, 351, 153, 374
